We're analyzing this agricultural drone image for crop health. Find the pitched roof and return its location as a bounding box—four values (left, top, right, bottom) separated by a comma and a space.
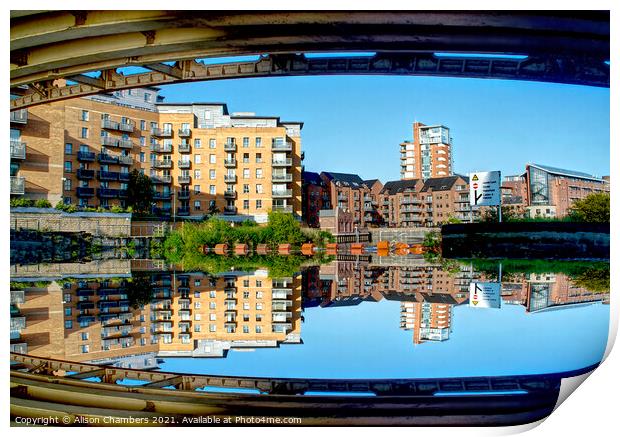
362, 179, 380, 188
528, 163, 604, 182
380, 179, 421, 195
321, 172, 365, 187
302, 171, 323, 185
420, 175, 463, 192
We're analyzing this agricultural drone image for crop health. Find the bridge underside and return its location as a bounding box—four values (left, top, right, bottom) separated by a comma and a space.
10, 11, 610, 109
10, 353, 596, 426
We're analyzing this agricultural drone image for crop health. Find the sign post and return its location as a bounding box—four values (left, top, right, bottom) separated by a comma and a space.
469, 282, 501, 309
469, 171, 502, 221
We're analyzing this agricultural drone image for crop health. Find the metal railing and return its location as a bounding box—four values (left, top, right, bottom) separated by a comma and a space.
10, 176, 25, 195
10, 109, 28, 124
10, 140, 26, 159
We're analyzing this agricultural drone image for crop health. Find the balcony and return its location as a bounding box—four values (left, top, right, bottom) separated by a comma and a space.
118, 155, 133, 166
364, 204, 374, 212
401, 207, 422, 213
178, 143, 191, 153
10, 177, 25, 195
272, 189, 292, 198
224, 206, 237, 215
10, 109, 28, 124
224, 158, 237, 167
77, 151, 96, 162
118, 189, 128, 198
178, 160, 191, 169
151, 143, 172, 153
10, 140, 26, 160
272, 158, 292, 167
177, 207, 191, 216
178, 175, 191, 184
118, 138, 133, 149
272, 173, 292, 182
97, 188, 119, 198
272, 141, 292, 151
98, 153, 119, 164
153, 192, 172, 200
98, 170, 119, 181
224, 190, 236, 199
151, 127, 173, 138
272, 205, 293, 213
76, 187, 95, 197
102, 119, 135, 132
118, 172, 130, 182
153, 160, 173, 169
224, 141, 236, 151
151, 175, 172, 184
178, 128, 192, 137
177, 191, 190, 200
77, 169, 95, 179
224, 175, 236, 183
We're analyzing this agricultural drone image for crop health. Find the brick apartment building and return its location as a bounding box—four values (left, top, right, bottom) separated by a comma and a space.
11, 272, 302, 362
10, 88, 303, 223
400, 122, 453, 180
524, 163, 610, 218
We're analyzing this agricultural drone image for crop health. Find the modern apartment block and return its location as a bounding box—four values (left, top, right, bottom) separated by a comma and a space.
10, 88, 303, 223
301, 171, 330, 227
11, 272, 302, 362
524, 163, 610, 218
319, 172, 382, 228
378, 175, 477, 227
400, 122, 453, 180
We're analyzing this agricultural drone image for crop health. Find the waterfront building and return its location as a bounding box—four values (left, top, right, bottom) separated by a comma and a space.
400, 122, 453, 180
524, 163, 610, 218
319, 172, 377, 227
302, 171, 329, 227
10, 88, 303, 223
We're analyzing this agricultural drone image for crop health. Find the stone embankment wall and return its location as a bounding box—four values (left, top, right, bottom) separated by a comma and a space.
441, 222, 609, 259
10, 208, 132, 238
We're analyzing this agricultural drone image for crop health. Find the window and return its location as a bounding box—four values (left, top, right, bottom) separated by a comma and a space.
140, 120, 146, 130
65, 320, 73, 329
195, 138, 201, 148
194, 200, 201, 210
209, 139, 216, 149
243, 168, 250, 179
256, 291, 263, 299
256, 200, 262, 209
209, 324, 217, 332
210, 290, 216, 298
64, 307, 72, 316
243, 184, 250, 194
256, 314, 263, 322
243, 153, 250, 163
140, 152, 145, 163
209, 185, 216, 195
243, 280, 250, 287
65, 143, 73, 154
140, 136, 146, 146
195, 154, 202, 164
209, 169, 216, 180
256, 326, 263, 333
243, 200, 249, 210
256, 184, 263, 194
256, 303, 263, 310
243, 303, 250, 310
80, 110, 89, 121
243, 291, 250, 299
81, 127, 88, 138
255, 137, 262, 147
209, 313, 217, 321
81, 332, 89, 341
209, 154, 216, 164
243, 325, 250, 334
194, 169, 201, 180
81, 345, 89, 354
256, 153, 262, 163
256, 168, 263, 178
243, 137, 249, 147
64, 161, 73, 173
144, 92, 151, 102
63, 293, 71, 303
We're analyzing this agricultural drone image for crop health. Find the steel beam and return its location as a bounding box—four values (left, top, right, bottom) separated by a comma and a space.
10, 52, 610, 109
10, 11, 609, 93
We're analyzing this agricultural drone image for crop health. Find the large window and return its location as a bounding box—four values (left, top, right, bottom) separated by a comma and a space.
529, 167, 550, 205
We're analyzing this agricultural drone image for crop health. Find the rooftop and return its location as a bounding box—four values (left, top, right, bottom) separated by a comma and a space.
321, 172, 365, 187
528, 163, 605, 182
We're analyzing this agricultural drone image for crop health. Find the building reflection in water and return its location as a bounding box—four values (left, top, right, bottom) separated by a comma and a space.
10, 271, 302, 367
10, 259, 609, 369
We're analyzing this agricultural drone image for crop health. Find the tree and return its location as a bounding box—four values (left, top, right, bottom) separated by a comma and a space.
125, 275, 154, 309
126, 169, 153, 214
481, 205, 521, 222
570, 192, 610, 223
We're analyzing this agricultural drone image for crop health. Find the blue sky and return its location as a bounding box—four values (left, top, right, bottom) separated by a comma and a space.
158, 74, 610, 182
159, 300, 609, 380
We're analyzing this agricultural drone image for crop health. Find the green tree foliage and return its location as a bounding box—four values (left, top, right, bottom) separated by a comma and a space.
126, 169, 154, 214
125, 275, 154, 309
54, 201, 78, 213
569, 192, 610, 223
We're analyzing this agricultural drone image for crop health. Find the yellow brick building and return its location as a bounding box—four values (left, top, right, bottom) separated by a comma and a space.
10, 88, 303, 223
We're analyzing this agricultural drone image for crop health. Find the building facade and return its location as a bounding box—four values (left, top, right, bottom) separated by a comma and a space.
10, 89, 303, 223
525, 163, 610, 218
400, 122, 453, 180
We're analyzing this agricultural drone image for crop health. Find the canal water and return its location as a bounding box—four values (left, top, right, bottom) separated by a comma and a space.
11, 259, 610, 380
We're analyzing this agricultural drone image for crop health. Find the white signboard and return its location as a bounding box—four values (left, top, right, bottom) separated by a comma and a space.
469, 282, 501, 309
469, 171, 501, 206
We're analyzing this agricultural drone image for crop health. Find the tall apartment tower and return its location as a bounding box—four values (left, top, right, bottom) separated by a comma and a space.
400, 122, 453, 180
